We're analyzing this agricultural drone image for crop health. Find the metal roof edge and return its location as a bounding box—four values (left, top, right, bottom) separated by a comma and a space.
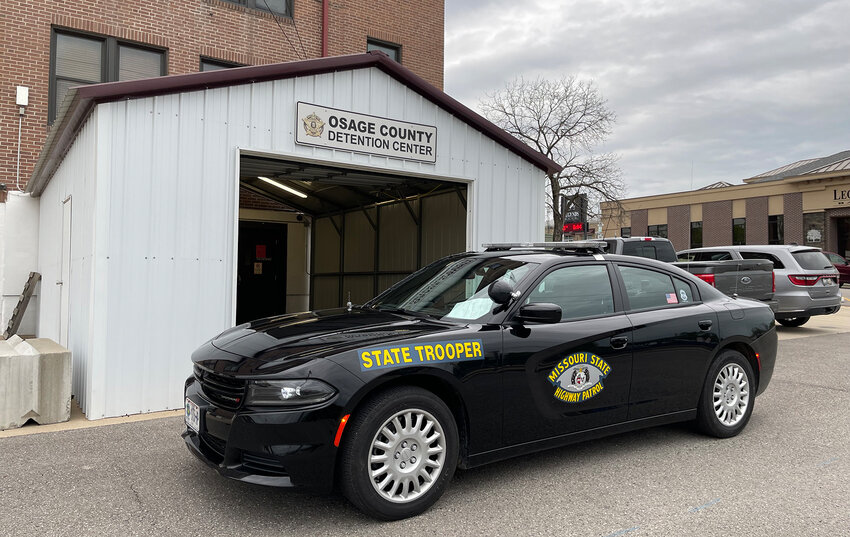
27, 89, 94, 197
28, 52, 561, 193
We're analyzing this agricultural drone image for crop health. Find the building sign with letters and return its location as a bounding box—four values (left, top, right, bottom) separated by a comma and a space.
295, 102, 437, 163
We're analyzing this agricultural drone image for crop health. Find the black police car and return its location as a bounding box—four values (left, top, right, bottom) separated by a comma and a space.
183, 241, 776, 520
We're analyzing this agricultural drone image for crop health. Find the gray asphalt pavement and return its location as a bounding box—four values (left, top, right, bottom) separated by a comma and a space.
1, 333, 848, 537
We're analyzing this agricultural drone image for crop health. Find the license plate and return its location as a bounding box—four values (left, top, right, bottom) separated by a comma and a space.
185, 397, 200, 432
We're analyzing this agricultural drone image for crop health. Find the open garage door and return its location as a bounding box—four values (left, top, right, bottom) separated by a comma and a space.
239, 154, 468, 314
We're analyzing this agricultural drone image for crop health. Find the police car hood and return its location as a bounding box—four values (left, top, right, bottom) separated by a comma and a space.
206, 308, 461, 371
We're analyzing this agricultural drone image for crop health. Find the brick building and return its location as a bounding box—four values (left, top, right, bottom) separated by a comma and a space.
1, 0, 445, 196
601, 151, 850, 259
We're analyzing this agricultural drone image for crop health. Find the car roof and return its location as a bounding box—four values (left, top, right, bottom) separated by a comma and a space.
605, 236, 672, 242
468, 249, 678, 271
680, 245, 820, 253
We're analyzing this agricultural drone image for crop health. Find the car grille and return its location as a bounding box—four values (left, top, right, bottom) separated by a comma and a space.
194, 365, 247, 409
242, 452, 289, 477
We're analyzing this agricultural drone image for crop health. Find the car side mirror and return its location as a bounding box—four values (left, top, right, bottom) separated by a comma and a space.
516, 303, 562, 324
488, 280, 515, 305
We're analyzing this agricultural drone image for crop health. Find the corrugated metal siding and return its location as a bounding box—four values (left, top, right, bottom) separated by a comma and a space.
378, 201, 419, 272
343, 210, 375, 272
37, 109, 99, 415
421, 191, 467, 265
41, 66, 545, 417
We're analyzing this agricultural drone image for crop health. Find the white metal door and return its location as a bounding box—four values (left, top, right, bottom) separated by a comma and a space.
59, 196, 72, 347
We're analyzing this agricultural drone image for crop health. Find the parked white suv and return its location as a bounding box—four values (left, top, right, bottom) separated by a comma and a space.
677, 245, 841, 327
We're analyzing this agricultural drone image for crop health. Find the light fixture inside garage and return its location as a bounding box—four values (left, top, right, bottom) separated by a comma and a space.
258, 176, 308, 198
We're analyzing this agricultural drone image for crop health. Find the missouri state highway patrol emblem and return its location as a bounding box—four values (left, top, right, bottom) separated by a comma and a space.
548, 352, 611, 403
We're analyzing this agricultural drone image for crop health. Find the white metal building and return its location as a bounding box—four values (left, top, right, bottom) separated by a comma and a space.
26, 52, 559, 419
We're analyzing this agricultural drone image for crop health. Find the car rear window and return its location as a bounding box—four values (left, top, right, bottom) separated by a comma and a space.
622, 241, 677, 262
792, 250, 834, 270
740, 251, 785, 269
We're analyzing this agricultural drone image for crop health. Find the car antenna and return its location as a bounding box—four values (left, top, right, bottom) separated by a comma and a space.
347, 292, 352, 312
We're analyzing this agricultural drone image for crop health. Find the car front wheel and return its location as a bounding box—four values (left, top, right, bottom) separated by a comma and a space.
340, 386, 458, 520
697, 350, 755, 438
777, 316, 810, 327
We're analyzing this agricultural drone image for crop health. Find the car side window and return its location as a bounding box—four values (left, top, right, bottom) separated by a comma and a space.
618, 266, 681, 310
672, 276, 694, 303
691, 251, 732, 261
740, 251, 785, 269
526, 264, 614, 321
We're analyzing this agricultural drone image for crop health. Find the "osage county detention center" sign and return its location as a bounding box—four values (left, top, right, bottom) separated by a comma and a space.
295, 102, 437, 163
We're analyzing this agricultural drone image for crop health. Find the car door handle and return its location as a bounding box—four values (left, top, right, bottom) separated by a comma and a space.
611, 336, 629, 349
698, 320, 713, 330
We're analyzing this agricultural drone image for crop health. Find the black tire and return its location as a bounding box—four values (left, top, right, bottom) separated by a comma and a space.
339, 386, 458, 520
696, 350, 755, 438
777, 316, 810, 327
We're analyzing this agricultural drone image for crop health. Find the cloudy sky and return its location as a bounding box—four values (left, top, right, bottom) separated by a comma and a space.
444, 0, 850, 199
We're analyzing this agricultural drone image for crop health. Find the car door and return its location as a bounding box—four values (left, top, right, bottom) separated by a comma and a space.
614, 263, 720, 420
501, 262, 633, 446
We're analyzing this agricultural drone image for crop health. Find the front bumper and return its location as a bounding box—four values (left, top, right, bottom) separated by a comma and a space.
182, 378, 340, 493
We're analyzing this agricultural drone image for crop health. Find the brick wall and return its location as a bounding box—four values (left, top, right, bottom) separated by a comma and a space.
783, 192, 803, 244
825, 207, 850, 255
240, 187, 292, 211
745, 196, 768, 244
0, 0, 444, 192
629, 209, 648, 236
666, 205, 690, 251
702, 200, 732, 246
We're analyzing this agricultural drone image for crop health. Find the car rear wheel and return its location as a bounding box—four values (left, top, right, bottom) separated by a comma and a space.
777, 316, 810, 327
696, 350, 755, 438
340, 386, 458, 520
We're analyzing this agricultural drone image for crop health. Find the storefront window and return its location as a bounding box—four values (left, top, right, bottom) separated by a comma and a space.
647, 224, 667, 238
690, 221, 703, 248
732, 218, 746, 245
768, 215, 784, 245
620, 226, 631, 238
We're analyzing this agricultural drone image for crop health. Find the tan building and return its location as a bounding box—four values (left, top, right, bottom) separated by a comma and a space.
602, 151, 850, 258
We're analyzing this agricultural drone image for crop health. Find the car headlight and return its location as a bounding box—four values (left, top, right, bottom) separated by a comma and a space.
245, 379, 337, 407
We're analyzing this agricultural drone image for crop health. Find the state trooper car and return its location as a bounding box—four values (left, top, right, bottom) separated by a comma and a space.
183, 241, 777, 520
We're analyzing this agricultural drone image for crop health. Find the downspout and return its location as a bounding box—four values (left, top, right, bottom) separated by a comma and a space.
321, 0, 329, 57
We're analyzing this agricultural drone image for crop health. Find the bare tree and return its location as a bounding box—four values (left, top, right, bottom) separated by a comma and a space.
480, 76, 625, 240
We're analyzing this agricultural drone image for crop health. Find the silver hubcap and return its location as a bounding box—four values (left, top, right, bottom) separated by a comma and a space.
368, 408, 446, 504
713, 364, 750, 426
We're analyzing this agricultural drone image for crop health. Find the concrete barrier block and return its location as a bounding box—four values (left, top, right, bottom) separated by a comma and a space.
0, 338, 71, 430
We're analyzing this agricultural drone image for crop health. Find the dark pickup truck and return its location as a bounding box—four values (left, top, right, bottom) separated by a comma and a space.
671, 258, 776, 308
604, 237, 776, 308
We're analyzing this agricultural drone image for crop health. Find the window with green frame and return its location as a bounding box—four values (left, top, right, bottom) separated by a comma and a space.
768, 215, 784, 245
690, 221, 703, 248
647, 224, 668, 238
732, 218, 746, 245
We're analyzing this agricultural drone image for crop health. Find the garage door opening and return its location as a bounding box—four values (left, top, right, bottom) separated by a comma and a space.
238, 154, 468, 315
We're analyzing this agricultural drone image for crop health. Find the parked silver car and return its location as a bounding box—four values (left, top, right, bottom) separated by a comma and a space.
677, 245, 841, 327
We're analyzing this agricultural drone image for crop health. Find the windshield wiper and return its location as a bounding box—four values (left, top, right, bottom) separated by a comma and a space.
374, 305, 442, 319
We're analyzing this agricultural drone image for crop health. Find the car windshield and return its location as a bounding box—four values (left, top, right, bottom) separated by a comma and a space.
366, 256, 539, 322
792, 250, 834, 270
